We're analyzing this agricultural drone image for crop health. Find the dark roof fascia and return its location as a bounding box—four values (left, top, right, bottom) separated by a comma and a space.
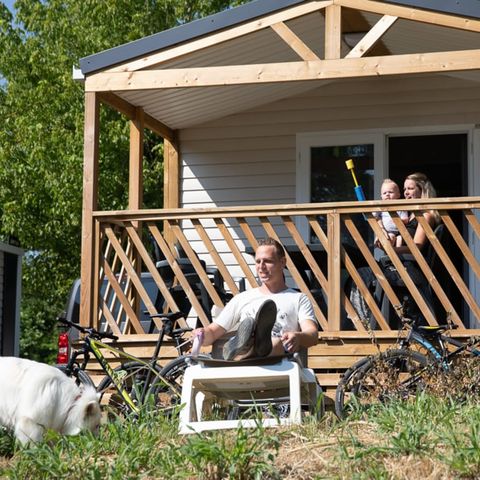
80, 0, 480, 75
385, 0, 480, 20
79, 0, 306, 75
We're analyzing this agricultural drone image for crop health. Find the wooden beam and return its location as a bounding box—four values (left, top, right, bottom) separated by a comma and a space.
336, 0, 480, 33
86, 49, 480, 91
129, 107, 144, 320
163, 138, 179, 247
324, 4, 341, 59
270, 21, 320, 61
106, 1, 333, 73
346, 15, 397, 58
80, 92, 100, 328
129, 107, 144, 210
98, 91, 175, 142
163, 137, 179, 209
327, 213, 341, 331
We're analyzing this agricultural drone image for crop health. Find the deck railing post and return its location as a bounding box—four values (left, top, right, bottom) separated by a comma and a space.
327, 212, 341, 331
80, 92, 99, 328
129, 107, 144, 328
163, 137, 179, 251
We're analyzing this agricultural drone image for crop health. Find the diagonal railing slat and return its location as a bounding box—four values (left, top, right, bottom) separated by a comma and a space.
169, 220, 224, 307
102, 256, 144, 333
442, 214, 480, 282
393, 214, 462, 326
369, 214, 438, 325
260, 217, 329, 331
417, 215, 480, 322
308, 216, 368, 331
214, 218, 258, 288
342, 216, 393, 330
282, 216, 329, 329
150, 222, 210, 327
191, 219, 241, 296
103, 227, 155, 333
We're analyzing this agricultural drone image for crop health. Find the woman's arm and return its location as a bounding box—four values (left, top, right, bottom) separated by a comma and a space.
392, 211, 435, 254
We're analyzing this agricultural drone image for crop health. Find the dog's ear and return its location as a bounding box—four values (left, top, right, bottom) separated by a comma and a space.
85, 401, 100, 418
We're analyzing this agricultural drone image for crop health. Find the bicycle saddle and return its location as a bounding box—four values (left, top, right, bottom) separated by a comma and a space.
416, 324, 453, 336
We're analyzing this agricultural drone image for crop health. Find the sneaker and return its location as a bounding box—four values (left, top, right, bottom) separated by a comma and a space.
222, 317, 255, 360
253, 299, 277, 358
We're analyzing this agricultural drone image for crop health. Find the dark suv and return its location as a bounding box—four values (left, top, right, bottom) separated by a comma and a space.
56, 272, 160, 363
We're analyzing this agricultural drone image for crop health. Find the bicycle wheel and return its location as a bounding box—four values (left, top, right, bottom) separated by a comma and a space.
336, 349, 429, 418
335, 356, 371, 419
148, 355, 189, 415
56, 364, 96, 389
97, 361, 163, 417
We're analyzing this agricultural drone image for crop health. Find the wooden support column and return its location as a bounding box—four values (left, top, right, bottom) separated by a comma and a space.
129, 108, 144, 328
327, 213, 341, 331
129, 107, 144, 210
80, 92, 100, 328
163, 137, 179, 247
325, 4, 342, 59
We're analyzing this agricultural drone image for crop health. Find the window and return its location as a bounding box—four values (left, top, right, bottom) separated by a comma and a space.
296, 132, 384, 244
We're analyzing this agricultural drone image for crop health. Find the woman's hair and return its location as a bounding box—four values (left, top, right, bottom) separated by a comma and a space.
406, 172, 440, 224
405, 172, 437, 199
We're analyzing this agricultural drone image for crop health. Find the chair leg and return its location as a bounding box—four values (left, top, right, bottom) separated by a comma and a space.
288, 364, 302, 423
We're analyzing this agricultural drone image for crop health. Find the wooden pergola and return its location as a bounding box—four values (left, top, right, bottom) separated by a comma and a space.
78, 0, 480, 392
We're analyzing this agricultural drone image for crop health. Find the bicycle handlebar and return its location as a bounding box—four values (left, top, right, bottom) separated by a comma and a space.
57, 316, 119, 341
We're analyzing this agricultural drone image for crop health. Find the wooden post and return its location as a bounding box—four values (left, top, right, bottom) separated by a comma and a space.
80, 92, 100, 328
327, 213, 341, 331
325, 4, 342, 60
129, 107, 144, 329
163, 137, 179, 248
129, 107, 144, 211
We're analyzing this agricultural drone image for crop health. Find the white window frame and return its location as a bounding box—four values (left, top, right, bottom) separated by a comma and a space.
296, 130, 385, 240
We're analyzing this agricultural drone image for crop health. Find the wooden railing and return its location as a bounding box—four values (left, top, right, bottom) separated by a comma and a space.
88, 197, 480, 339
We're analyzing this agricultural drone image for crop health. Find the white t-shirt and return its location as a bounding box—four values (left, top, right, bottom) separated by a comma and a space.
373, 210, 409, 234
214, 287, 315, 337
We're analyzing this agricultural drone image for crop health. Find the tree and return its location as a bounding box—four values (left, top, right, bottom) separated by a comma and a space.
0, 0, 248, 360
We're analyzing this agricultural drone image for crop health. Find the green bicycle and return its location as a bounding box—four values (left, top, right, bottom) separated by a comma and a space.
57, 312, 192, 416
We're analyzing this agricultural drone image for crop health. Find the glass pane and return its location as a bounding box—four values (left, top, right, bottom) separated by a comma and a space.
310, 144, 374, 245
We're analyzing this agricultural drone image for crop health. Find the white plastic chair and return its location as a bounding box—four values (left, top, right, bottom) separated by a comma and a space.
178, 353, 323, 434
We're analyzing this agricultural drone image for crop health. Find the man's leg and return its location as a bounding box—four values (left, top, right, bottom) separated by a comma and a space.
253, 299, 276, 357
222, 317, 255, 360
223, 299, 277, 360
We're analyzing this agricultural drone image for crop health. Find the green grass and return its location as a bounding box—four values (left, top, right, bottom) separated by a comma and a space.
2, 395, 480, 479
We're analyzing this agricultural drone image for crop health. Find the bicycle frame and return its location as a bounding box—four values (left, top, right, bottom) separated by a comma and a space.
73, 336, 171, 415
403, 328, 480, 368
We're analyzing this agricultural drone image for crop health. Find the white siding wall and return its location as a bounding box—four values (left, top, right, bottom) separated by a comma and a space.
178, 74, 480, 273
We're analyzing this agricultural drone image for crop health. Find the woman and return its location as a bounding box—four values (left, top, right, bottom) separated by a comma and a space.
349, 172, 439, 327
398, 172, 440, 252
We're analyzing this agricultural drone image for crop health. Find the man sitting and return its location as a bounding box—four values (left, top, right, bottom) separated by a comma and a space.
192, 237, 318, 360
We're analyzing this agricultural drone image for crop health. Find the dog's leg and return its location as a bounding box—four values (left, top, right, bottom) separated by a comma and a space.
15, 417, 44, 445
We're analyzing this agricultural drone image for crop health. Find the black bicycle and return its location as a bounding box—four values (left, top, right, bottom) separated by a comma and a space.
335, 313, 480, 419
57, 312, 192, 416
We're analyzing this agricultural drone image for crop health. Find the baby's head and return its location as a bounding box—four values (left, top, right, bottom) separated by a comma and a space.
380, 179, 401, 200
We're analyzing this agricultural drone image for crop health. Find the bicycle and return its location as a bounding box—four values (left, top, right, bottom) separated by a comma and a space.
335, 311, 480, 419
57, 311, 192, 417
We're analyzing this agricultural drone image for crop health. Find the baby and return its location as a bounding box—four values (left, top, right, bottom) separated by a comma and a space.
374, 179, 409, 247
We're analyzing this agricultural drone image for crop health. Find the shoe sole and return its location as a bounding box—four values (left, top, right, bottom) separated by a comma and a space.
222, 316, 255, 360
253, 299, 277, 357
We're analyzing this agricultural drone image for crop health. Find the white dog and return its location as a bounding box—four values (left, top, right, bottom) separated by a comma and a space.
0, 357, 101, 444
